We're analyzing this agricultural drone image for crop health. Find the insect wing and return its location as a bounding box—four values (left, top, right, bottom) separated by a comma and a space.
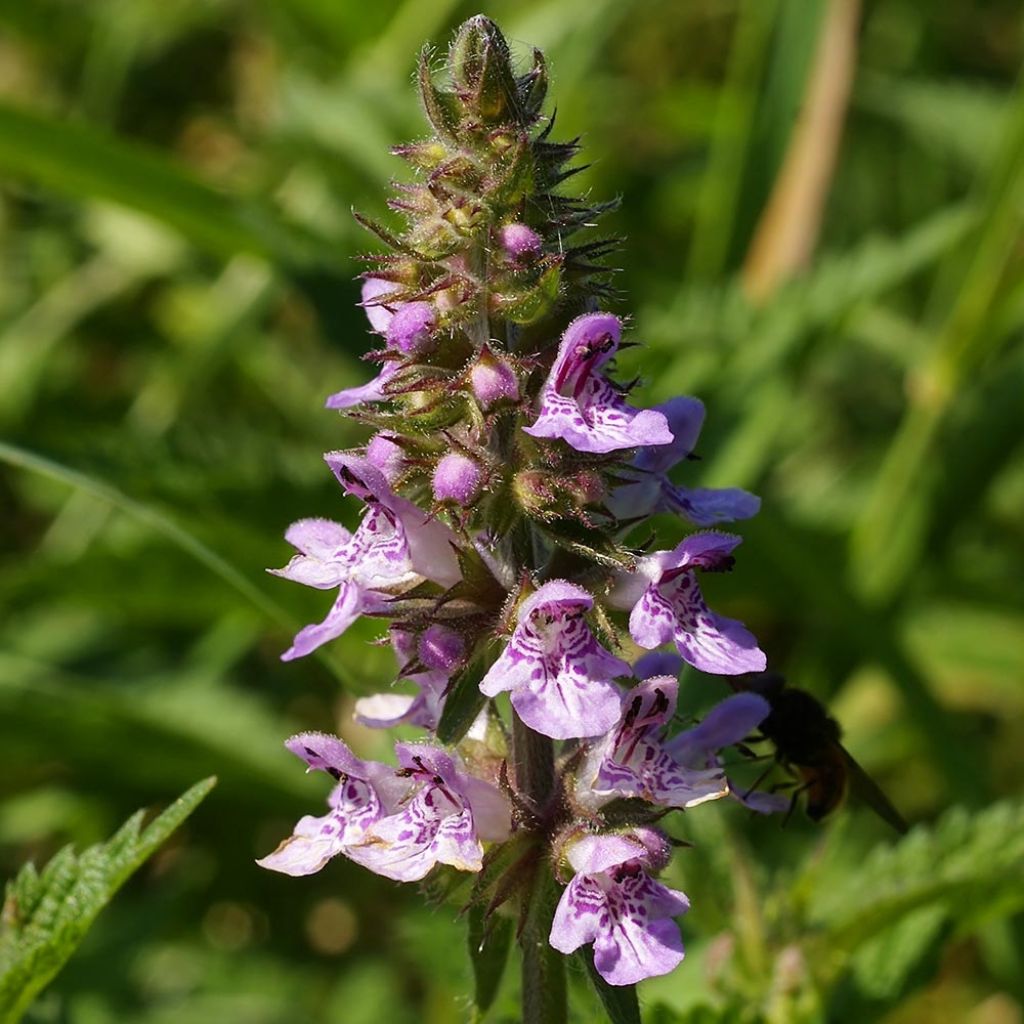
839, 744, 908, 835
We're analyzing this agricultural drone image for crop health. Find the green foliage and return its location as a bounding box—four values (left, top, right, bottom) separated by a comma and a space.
579, 953, 641, 1024
0, 778, 215, 1024
811, 800, 1024, 964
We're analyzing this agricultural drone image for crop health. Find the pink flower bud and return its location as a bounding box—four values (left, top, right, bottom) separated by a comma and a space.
432, 453, 483, 505
418, 625, 465, 674
499, 222, 542, 263
386, 301, 436, 354
365, 433, 405, 483
470, 349, 519, 409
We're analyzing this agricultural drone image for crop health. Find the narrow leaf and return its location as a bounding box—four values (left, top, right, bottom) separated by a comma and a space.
0, 104, 334, 267
579, 951, 642, 1024
436, 659, 487, 745
467, 903, 513, 1021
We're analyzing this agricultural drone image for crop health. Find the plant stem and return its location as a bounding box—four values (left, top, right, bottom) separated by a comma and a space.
512, 714, 564, 1023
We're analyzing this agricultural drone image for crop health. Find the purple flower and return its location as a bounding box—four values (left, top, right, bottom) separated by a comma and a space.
609, 532, 765, 675
347, 743, 510, 882
523, 313, 673, 454
360, 277, 403, 334
257, 732, 409, 877
576, 676, 728, 811
666, 692, 788, 814
325, 279, 404, 410
324, 360, 400, 411
271, 456, 460, 660
550, 829, 689, 986
386, 301, 436, 355
479, 580, 630, 739
353, 630, 449, 732
326, 453, 461, 587
607, 397, 760, 526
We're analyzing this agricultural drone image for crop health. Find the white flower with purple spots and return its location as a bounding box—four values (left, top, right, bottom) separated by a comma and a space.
549, 828, 689, 986
576, 676, 728, 811
271, 456, 460, 661
523, 313, 673, 454
479, 580, 631, 739
257, 732, 410, 877
607, 396, 760, 526
609, 532, 765, 675
347, 743, 511, 882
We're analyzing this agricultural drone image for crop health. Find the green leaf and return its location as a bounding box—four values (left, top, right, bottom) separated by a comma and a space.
578, 952, 641, 1024
436, 659, 488, 745
807, 799, 1024, 984
0, 103, 334, 268
0, 777, 216, 1024
850, 904, 947, 1000
467, 904, 513, 1022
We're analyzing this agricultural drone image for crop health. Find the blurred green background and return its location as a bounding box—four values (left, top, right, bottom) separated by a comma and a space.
2, 0, 1023, 1022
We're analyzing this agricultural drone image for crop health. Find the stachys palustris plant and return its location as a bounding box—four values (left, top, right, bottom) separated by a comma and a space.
260, 15, 779, 1019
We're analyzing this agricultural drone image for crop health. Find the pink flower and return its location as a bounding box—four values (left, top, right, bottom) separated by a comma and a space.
523, 313, 673, 454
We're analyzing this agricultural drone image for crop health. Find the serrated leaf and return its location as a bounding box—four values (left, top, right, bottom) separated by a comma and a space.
807, 799, 1024, 982
0, 777, 216, 1023
578, 951, 641, 1024
436, 659, 488, 745
467, 903, 513, 1022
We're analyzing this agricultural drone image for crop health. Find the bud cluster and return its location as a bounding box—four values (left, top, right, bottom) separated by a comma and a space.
261, 17, 774, 992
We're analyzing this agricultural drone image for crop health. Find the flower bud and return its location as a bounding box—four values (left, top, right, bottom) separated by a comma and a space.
432, 452, 483, 505
631, 826, 672, 871
449, 15, 518, 123
418, 624, 465, 674
386, 301, 436, 354
511, 470, 552, 517
499, 222, 543, 264
365, 432, 405, 483
470, 348, 519, 409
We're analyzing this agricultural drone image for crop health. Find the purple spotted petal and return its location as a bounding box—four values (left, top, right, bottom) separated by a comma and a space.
347, 744, 509, 882
257, 733, 406, 877
618, 534, 765, 675
649, 573, 765, 675
550, 832, 689, 986
523, 313, 673, 454
325, 452, 461, 588
479, 580, 630, 739
578, 678, 727, 810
